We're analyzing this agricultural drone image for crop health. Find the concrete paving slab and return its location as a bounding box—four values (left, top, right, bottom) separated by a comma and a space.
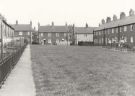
0, 45, 36, 96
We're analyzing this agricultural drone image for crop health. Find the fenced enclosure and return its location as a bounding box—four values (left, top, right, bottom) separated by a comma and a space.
101, 42, 135, 52
0, 43, 27, 88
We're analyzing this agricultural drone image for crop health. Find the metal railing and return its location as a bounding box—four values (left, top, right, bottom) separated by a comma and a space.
0, 43, 27, 88
102, 43, 135, 52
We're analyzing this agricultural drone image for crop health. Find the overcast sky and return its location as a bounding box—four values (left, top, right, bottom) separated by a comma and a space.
0, 0, 135, 28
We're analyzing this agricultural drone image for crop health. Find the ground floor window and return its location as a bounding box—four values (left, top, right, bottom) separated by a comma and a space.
130, 36, 134, 43
19, 32, 23, 35
56, 39, 59, 43
48, 39, 52, 43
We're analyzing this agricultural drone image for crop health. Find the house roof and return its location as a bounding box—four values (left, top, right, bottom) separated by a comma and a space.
95, 15, 135, 31
2, 20, 14, 30
74, 27, 96, 34
38, 25, 69, 33
12, 24, 32, 32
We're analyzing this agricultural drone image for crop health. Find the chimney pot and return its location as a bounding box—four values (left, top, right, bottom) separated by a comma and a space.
16, 20, 18, 25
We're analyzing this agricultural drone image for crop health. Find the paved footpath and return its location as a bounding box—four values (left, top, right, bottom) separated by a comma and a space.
0, 45, 36, 96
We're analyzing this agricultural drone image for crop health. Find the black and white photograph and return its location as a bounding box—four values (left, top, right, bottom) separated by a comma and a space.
0, 0, 135, 96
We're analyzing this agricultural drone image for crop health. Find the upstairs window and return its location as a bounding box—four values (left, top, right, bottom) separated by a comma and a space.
48, 33, 51, 37
124, 26, 127, 32
40, 33, 43, 37
130, 25, 133, 31
64, 33, 66, 37
107, 29, 110, 34
96, 32, 98, 36
56, 33, 59, 37
120, 27, 122, 32
19, 32, 23, 35
27, 32, 30, 35
112, 28, 114, 33
115, 28, 118, 33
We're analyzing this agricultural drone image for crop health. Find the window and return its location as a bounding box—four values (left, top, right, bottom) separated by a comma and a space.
27, 32, 30, 35
105, 30, 107, 34
40, 33, 43, 36
56, 33, 59, 37
110, 29, 112, 34
124, 36, 127, 42
64, 33, 66, 37
56, 39, 59, 43
106, 29, 109, 34
100, 32, 101, 35
96, 32, 98, 35
120, 27, 122, 32
19, 32, 23, 35
102, 38, 104, 43
48, 39, 52, 43
130, 25, 133, 31
112, 29, 114, 33
124, 26, 127, 32
130, 36, 134, 43
48, 33, 51, 37
98, 32, 100, 35
115, 28, 118, 33
84, 34, 87, 37
115, 36, 118, 41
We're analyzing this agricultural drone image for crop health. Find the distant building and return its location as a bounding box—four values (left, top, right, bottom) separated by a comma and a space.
0, 14, 15, 54
74, 24, 96, 45
32, 27, 39, 44
94, 9, 135, 47
12, 21, 34, 44
38, 22, 71, 45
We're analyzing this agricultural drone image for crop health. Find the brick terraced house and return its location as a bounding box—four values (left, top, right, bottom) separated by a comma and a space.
0, 15, 15, 53
74, 24, 96, 45
94, 9, 135, 48
38, 22, 71, 45
12, 21, 34, 44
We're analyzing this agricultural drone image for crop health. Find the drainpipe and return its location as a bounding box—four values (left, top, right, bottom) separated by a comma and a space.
103, 28, 106, 46
1, 21, 3, 60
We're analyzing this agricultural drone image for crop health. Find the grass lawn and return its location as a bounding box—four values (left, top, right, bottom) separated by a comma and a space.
31, 45, 135, 96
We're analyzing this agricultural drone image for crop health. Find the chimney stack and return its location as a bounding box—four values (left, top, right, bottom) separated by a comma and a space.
16, 20, 18, 25
38, 22, 40, 29
85, 23, 88, 28
129, 9, 134, 16
101, 19, 105, 24
106, 17, 111, 23
65, 22, 68, 27
120, 12, 126, 19
113, 15, 117, 21
52, 21, 54, 26
30, 21, 32, 26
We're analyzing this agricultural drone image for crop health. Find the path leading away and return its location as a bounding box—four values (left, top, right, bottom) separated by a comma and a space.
0, 45, 36, 96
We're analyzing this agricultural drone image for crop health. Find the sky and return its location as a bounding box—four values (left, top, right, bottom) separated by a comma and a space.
0, 0, 135, 29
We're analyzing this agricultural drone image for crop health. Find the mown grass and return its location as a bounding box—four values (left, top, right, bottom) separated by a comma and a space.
31, 45, 135, 96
